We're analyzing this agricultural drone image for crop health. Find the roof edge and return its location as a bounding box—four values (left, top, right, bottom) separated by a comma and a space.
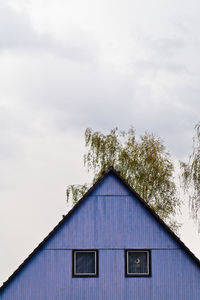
0, 167, 114, 292
0, 166, 199, 292
109, 167, 200, 267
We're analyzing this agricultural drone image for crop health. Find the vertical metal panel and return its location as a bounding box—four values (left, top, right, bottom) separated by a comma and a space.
151, 249, 200, 299
1, 173, 200, 299
90, 173, 132, 196
44, 174, 178, 249
2, 249, 199, 299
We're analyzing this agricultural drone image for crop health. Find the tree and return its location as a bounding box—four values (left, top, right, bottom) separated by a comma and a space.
180, 122, 200, 230
67, 127, 180, 232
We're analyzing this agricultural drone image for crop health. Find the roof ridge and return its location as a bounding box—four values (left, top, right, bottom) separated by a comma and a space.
1, 166, 199, 292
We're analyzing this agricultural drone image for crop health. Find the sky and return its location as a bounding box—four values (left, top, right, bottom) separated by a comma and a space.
0, 0, 200, 285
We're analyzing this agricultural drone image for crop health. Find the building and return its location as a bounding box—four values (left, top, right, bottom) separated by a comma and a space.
0, 166, 200, 299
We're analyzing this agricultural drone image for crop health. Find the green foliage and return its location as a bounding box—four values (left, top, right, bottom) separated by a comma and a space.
67, 127, 181, 232
180, 122, 200, 224
66, 183, 90, 205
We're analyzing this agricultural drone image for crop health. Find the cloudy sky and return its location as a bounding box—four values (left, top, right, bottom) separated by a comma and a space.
1, 0, 200, 285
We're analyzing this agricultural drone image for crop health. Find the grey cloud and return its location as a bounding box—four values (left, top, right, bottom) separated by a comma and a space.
129, 89, 200, 158
0, 2, 36, 49
177, 87, 200, 110
0, 59, 135, 163
12, 62, 135, 132
0, 2, 97, 62
134, 59, 188, 74
1, 0, 200, 288
131, 33, 188, 75
1, 50, 197, 160
146, 37, 185, 57
0, 106, 30, 160
0, 105, 39, 137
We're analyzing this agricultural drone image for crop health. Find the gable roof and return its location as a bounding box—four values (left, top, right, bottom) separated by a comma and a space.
1, 166, 200, 292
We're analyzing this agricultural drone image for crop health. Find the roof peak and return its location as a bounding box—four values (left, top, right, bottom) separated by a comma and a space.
105, 165, 120, 174
1, 166, 199, 292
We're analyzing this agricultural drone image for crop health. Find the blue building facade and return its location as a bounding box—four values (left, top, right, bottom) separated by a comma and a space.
0, 167, 200, 299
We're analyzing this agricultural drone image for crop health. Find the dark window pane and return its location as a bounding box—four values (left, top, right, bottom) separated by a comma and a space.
128, 251, 148, 274
75, 252, 96, 274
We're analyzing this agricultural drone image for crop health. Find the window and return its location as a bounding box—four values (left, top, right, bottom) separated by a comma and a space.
72, 250, 98, 277
125, 250, 151, 277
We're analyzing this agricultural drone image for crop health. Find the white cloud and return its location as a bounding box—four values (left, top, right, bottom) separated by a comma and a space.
1, 0, 200, 286
0, 1, 98, 62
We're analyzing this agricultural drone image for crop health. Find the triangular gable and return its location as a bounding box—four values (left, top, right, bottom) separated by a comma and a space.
0, 166, 200, 292
43, 172, 177, 250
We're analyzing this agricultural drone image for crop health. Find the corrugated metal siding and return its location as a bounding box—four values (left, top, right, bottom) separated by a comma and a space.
1, 249, 200, 299
90, 173, 132, 196
1, 173, 200, 299
43, 194, 178, 249
151, 249, 200, 299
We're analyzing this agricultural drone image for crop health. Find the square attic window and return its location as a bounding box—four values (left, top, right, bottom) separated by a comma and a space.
125, 250, 151, 277
73, 250, 98, 277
